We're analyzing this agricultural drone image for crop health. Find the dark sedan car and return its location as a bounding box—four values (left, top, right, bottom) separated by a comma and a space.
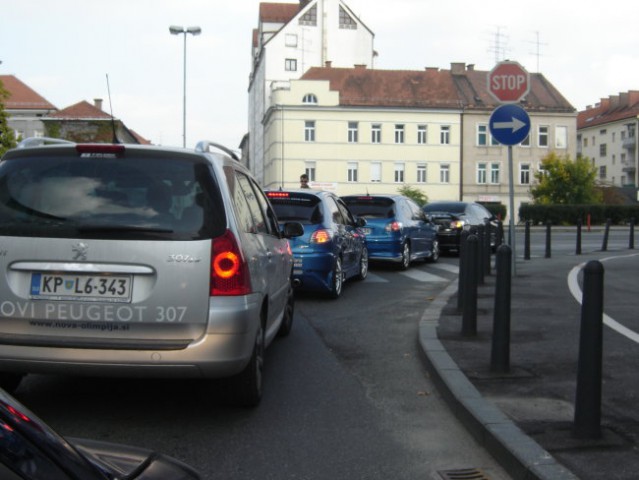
341, 194, 439, 270
266, 190, 368, 299
422, 201, 499, 253
0, 388, 200, 480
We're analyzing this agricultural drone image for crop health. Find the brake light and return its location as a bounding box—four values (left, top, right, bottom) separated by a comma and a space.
210, 230, 251, 296
267, 191, 290, 198
385, 221, 402, 232
75, 144, 126, 156
310, 229, 332, 243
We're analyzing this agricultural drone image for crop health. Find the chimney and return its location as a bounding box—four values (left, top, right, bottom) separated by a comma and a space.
467, 64, 475, 71
354, 64, 366, 70
94, 98, 103, 111
450, 62, 465, 74
425, 67, 439, 72
599, 98, 610, 112
620, 92, 629, 108
629, 91, 639, 107
609, 94, 620, 110
325, 61, 332, 68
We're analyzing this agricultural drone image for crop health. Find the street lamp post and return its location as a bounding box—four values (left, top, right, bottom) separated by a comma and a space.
169, 25, 201, 148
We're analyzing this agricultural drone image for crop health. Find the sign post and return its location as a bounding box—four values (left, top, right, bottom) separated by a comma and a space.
487, 61, 530, 275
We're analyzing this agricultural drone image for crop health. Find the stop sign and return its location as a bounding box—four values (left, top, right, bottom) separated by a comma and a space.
487, 61, 530, 103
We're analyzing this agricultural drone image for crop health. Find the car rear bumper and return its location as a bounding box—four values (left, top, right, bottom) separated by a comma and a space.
365, 238, 402, 262
291, 251, 336, 292
0, 296, 263, 379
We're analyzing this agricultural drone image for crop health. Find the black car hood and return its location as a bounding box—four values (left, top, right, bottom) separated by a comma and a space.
71, 437, 200, 480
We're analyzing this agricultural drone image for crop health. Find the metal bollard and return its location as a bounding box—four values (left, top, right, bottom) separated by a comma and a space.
462, 234, 478, 337
524, 220, 531, 260
576, 218, 582, 255
477, 225, 485, 284
573, 260, 604, 439
457, 230, 470, 312
490, 245, 512, 373
630, 218, 635, 250
545, 221, 552, 258
601, 218, 611, 252
484, 220, 492, 276
497, 220, 504, 247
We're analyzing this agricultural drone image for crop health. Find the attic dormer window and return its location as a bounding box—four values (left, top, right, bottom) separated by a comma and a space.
339, 6, 357, 29
302, 94, 318, 105
299, 5, 317, 26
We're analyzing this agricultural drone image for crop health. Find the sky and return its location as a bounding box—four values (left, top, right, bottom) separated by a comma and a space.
2, 0, 638, 151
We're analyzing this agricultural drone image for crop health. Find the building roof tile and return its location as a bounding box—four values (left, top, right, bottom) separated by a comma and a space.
577, 91, 639, 129
48, 100, 112, 120
0, 75, 57, 110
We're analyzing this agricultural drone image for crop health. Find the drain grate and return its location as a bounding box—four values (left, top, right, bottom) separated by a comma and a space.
437, 468, 491, 480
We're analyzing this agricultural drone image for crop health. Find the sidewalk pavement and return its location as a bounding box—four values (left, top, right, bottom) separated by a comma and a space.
419, 248, 639, 480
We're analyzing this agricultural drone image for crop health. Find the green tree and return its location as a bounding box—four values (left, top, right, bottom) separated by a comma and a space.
0, 79, 18, 157
531, 152, 602, 205
398, 185, 429, 206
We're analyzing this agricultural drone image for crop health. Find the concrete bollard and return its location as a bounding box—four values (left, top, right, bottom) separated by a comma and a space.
457, 230, 470, 312
462, 234, 478, 337
491, 244, 512, 373
545, 222, 552, 258
573, 260, 604, 439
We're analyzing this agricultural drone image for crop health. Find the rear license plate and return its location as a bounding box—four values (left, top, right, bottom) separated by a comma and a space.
30, 273, 132, 303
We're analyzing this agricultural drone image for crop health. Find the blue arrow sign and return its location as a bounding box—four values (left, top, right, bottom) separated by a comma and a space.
489, 104, 531, 146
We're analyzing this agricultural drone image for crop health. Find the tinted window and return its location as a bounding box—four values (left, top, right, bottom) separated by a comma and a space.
0, 154, 224, 240
267, 192, 322, 225
423, 202, 466, 214
342, 196, 395, 218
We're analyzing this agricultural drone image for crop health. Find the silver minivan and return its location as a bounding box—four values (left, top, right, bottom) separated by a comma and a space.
0, 139, 302, 406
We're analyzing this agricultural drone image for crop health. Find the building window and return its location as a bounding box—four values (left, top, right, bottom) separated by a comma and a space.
584, 137, 589, 147
371, 124, 381, 143
347, 162, 358, 182
600, 143, 607, 157
520, 134, 530, 147
33, 130, 44, 138
348, 122, 358, 143
440, 164, 450, 183
417, 163, 427, 183
299, 5, 317, 25
305, 162, 316, 181
285, 34, 298, 47
304, 121, 315, 142
370, 162, 381, 182
477, 163, 487, 184
394, 162, 405, 183
417, 125, 428, 144
520, 164, 531, 185
302, 94, 317, 104
339, 6, 357, 29
394, 124, 405, 144
555, 126, 567, 149
440, 125, 450, 145
490, 163, 500, 184
285, 59, 297, 71
538, 125, 549, 147
599, 166, 607, 180
477, 124, 488, 146
612, 154, 616, 165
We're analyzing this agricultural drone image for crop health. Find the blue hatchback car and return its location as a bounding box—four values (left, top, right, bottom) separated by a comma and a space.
341, 194, 439, 269
267, 190, 368, 298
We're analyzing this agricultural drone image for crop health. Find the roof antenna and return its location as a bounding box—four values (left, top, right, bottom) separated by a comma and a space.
106, 74, 120, 144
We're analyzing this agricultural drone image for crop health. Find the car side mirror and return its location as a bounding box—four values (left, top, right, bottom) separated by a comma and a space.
356, 217, 367, 227
282, 222, 304, 238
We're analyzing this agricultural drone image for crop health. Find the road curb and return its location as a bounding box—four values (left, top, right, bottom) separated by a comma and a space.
418, 281, 579, 480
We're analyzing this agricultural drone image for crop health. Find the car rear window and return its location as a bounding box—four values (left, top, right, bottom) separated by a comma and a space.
267, 192, 323, 224
0, 154, 226, 240
423, 203, 466, 214
341, 196, 395, 218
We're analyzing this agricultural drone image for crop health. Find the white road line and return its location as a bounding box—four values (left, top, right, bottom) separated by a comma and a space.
400, 269, 449, 283
567, 253, 639, 344
364, 273, 389, 283
429, 263, 459, 274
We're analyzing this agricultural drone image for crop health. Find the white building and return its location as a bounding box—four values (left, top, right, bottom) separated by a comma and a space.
577, 91, 639, 188
248, 0, 374, 183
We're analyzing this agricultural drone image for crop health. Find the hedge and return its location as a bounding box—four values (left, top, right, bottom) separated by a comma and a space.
518, 204, 639, 225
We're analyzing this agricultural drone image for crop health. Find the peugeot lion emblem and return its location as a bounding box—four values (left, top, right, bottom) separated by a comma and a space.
72, 242, 89, 261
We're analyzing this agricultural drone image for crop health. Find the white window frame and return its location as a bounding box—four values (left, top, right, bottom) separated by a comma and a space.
347, 162, 358, 182
477, 163, 487, 184
304, 121, 315, 142
490, 163, 500, 184
371, 124, 381, 143
370, 162, 381, 182
440, 164, 450, 183
440, 125, 451, 145
305, 162, 316, 181
477, 124, 488, 146
394, 162, 405, 183
394, 124, 405, 144
285, 58, 298, 71
348, 122, 358, 143
555, 125, 568, 149
417, 125, 428, 144
416, 163, 427, 183
538, 125, 549, 147
520, 163, 530, 185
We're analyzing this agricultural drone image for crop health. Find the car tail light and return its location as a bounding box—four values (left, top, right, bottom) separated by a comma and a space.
210, 230, 251, 296
310, 229, 332, 243
267, 191, 290, 198
385, 221, 402, 232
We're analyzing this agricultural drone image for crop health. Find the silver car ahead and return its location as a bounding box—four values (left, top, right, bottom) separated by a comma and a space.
0, 139, 302, 407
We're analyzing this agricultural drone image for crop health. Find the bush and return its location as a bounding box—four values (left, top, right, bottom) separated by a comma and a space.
519, 204, 639, 225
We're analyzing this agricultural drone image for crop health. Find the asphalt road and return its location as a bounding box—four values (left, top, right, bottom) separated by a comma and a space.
10, 257, 510, 480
